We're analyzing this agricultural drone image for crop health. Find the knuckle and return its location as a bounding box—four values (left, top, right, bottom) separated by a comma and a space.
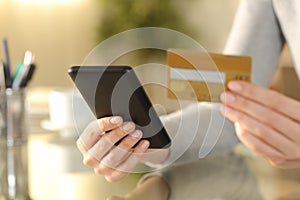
253, 125, 269, 138
94, 164, 109, 175
131, 122, 136, 130
236, 128, 246, 139
76, 139, 86, 152
102, 135, 115, 146
267, 151, 291, 168
135, 140, 149, 152
83, 154, 98, 167
136, 145, 148, 154
105, 175, 116, 183
103, 154, 118, 166
270, 157, 287, 168
76, 139, 81, 148
120, 137, 136, 148
99, 118, 111, 132
105, 155, 114, 165
249, 141, 261, 153
94, 167, 103, 175
86, 121, 100, 133
83, 157, 93, 167
115, 128, 128, 139
116, 129, 127, 138
83, 122, 103, 140
106, 172, 127, 183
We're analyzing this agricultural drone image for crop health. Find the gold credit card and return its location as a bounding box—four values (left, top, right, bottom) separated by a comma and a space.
167, 49, 252, 102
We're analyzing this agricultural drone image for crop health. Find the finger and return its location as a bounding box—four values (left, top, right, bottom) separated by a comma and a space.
103, 130, 143, 168
270, 159, 300, 169
220, 105, 298, 158
105, 140, 150, 183
76, 138, 88, 155
95, 130, 143, 175
227, 81, 300, 122
234, 122, 284, 161
221, 91, 300, 142
79, 116, 123, 150
88, 122, 135, 161
76, 139, 100, 168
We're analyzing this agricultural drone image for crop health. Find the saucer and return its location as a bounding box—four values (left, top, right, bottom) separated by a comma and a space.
40, 119, 81, 139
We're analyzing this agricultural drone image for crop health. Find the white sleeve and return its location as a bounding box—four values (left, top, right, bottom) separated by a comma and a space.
145, 102, 238, 168
223, 0, 284, 87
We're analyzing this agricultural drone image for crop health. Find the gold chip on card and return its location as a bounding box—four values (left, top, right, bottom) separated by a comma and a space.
167, 49, 252, 102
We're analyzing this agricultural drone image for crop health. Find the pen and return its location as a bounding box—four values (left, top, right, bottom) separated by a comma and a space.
2, 38, 12, 88
13, 62, 23, 81
0, 61, 5, 137
12, 51, 34, 89
20, 63, 36, 88
0, 61, 6, 92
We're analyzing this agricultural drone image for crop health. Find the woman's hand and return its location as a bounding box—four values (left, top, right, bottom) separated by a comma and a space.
220, 81, 300, 169
76, 116, 150, 182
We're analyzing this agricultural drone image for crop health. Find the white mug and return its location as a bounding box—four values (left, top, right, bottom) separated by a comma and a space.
48, 88, 74, 129
42, 88, 94, 136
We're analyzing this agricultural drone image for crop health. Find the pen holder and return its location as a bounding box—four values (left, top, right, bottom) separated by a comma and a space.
0, 89, 31, 200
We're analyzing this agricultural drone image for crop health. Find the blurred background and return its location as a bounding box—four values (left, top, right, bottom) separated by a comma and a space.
0, 1, 239, 199
0, 0, 238, 87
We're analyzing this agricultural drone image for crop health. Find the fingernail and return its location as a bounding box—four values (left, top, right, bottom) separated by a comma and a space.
220, 105, 233, 115
228, 81, 242, 91
110, 116, 122, 124
141, 141, 149, 149
130, 130, 141, 139
220, 92, 235, 103
122, 122, 133, 132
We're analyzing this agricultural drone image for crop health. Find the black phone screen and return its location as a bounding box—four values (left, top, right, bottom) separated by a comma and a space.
68, 66, 171, 149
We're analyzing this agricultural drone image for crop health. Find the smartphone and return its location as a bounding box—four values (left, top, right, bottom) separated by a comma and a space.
68, 66, 171, 148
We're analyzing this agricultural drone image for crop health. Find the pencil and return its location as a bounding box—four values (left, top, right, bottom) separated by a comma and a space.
12, 51, 33, 89
0, 61, 6, 92
2, 38, 12, 87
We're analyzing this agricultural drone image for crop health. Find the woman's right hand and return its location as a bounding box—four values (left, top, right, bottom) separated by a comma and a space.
76, 116, 150, 182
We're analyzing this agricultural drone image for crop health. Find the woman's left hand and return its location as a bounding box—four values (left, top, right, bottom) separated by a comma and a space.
220, 80, 300, 169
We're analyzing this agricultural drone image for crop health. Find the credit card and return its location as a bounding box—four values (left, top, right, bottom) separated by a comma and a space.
167, 49, 251, 102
